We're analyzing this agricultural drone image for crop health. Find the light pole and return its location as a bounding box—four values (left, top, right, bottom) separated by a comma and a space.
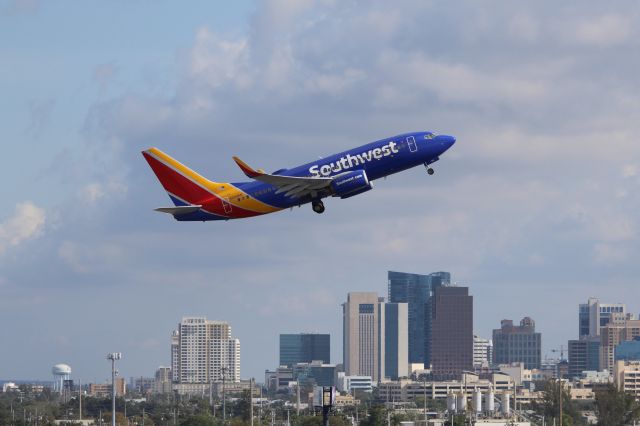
250, 378, 254, 426
107, 353, 122, 426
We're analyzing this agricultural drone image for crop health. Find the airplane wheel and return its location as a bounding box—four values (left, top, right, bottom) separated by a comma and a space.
312, 200, 325, 214
427, 168, 435, 175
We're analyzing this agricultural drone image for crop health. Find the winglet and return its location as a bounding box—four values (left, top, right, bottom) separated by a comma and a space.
232, 156, 262, 178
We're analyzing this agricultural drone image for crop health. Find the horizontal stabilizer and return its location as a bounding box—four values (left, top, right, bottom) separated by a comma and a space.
154, 206, 202, 215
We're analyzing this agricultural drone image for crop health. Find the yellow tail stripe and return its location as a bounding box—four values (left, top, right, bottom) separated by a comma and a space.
147, 148, 281, 214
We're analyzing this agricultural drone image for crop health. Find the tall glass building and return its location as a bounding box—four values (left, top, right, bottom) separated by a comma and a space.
426, 286, 473, 380
388, 271, 450, 364
568, 337, 600, 377
279, 333, 330, 367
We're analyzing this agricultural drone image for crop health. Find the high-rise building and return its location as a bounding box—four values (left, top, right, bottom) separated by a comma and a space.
378, 302, 409, 381
171, 330, 180, 383
568, 337, 600, 378
343, 292, 381, 381
492, 317, 541, 369
426, 286, 473, 379
579, 297, 628, 338
600, 319, 640, 373
279, 333, 330, 367
388, 271, 450, 364
171, 317, 240, 387
473, 335, 493, 368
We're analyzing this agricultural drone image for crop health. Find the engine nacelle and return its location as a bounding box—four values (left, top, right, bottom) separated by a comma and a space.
330, 170, 373, 199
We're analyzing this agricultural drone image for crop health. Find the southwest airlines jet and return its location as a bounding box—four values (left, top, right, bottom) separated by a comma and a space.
142, 131, 455, 221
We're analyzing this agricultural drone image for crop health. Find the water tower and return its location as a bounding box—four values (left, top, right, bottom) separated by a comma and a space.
52, 363, 72, 392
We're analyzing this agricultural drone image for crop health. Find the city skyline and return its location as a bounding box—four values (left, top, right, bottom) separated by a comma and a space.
4, 273, 637, 383
2, 0, 640, 384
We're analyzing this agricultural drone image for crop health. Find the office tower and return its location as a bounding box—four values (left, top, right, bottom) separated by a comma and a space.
388, 271, 450, 364
579, 297, 628, 338
568, 337, 600, 378
600, 319, 640, 373
492, 317, 541, 369
473, 335, 493, 368
378, 302, 409, 381
343, 292, 381, 381
426, 286, 473, 379
172, 317, 241, 385
279, 333, 330, 367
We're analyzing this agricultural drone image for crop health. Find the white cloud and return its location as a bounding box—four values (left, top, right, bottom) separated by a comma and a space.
2, 0, 40, 15
189, 28, 252, 91
58, 240, 127, 274
508, 14, 540, 43
593, 243, 628, 265
622, 164, 637, 178
569, 15, 632, 47
79, 178, 127, 204
93, 62, 118, 92
0, 202, 46, 254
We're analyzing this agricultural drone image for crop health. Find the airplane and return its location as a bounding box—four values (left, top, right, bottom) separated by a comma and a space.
142, 131, 456, 221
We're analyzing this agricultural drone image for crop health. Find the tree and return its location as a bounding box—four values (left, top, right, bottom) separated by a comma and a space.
103, 411, 128, 426
532, 379, 578, 425
180, 413, 218, 426
359, 405, 386, 426
231, 390, 252, 422
595, 384, 640, 426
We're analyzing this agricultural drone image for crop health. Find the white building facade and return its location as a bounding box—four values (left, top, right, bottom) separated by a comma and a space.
171, 317, 240, 393
473, 335, 493, 368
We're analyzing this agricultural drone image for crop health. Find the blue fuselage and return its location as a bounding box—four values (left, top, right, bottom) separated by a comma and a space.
234, 131, 455, 209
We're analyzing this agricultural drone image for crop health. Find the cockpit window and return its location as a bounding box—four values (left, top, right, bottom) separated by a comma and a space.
424, 132, 436, 139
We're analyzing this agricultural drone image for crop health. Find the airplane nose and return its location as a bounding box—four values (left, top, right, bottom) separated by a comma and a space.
436, 134, 456, 150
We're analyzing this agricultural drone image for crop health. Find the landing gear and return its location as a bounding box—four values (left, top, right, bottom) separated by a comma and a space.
312, 200, 325, 214
424, 162, 435, 175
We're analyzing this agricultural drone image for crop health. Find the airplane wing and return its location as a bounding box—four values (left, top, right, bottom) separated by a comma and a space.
233, 156, 333, 198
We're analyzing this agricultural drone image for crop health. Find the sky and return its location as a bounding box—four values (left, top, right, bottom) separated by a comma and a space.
1, 0, 639, 384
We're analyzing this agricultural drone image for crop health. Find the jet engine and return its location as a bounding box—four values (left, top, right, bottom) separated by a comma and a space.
330, 170, 373, 199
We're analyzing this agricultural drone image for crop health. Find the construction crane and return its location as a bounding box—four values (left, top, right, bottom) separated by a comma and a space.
550, 345, 566, 361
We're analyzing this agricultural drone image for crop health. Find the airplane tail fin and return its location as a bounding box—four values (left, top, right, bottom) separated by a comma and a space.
142, 147, 222, 206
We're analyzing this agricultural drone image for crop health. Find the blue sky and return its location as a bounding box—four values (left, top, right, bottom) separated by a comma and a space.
1, 0, 639, 383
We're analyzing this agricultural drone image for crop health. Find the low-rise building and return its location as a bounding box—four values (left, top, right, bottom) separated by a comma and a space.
498, 363, 531, 386
265, 366, 294, 391
336, 373, 373, 393
2, 382, 18, 393
89, 377, 126, 397
211, 379, 260, 397
377, 372, 514, 402
613, 360, 640, 397
335, 393, 359, 406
